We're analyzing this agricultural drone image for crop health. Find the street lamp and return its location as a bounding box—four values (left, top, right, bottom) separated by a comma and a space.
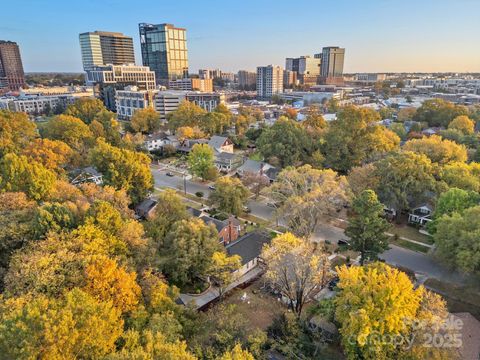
183, 172, 187, 195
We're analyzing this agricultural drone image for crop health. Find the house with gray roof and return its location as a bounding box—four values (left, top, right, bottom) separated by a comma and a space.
208, 135, 233, 154
236, 159, 278, 182
226, 231, 271, 277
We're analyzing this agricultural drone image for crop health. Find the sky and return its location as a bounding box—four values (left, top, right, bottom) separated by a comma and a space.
2, 0, 480, 73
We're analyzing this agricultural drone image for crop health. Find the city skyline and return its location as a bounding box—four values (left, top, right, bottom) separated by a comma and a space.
2, 0, 480, 73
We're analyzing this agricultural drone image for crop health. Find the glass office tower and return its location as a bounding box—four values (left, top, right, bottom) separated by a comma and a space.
139, 23, 188, 85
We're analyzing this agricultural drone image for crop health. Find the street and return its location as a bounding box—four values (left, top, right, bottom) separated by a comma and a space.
150, 166, 465, 283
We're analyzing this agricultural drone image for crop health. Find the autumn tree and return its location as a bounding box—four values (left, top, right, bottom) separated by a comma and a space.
269, 165, 350, 238
413, 98, 468, 127
65, 97, 106, 124
284, 107, 298, 120
23, 138, 73, 172
209, 176, 250, 215
200, 111, 230, 134
302, 105, 327, 132
323, 106, 400, 173
41, 114, 94, 153
219, 344, 255, 360
89, 139, 154, 204
84, 255, 141, 313
167, 100, 206, 130
90, 109, 123, 146
373, 151, 436, 212
241, 171, 270, 199
261, 232, 330, 316
403, 135, 467, 164
187, 143, 216, 181
0, 110, 37, 156
397, 107, 416, 122
130, 108, 161, 134
347, 163, 380, 196
0, 153, 57, 201
448, 115, 475, 135
434, 206, 480, 274
177, 126, 206, 142
439, 161, 480, 192
335, 263, 447, 360
0, 288, 123, 359
345, 190, 390, 264
256, 117, 311, 167
162, 218, 220, 288
207, 251, 242, 299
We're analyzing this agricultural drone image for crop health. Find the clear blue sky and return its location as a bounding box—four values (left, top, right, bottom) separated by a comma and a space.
2, 0, 479, 73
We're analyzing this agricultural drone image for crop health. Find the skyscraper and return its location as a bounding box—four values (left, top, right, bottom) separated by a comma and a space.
318, 47, 345, 84
79, 31, 135, 71
0, 40, 26, 93
256, 65, 283, 100
237, 70, 256, 90
139, 23, 188, 85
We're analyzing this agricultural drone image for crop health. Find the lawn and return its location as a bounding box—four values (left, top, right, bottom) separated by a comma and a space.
425, 278, 480, 320
389, 237, 430, 253
389, 224, 434, 244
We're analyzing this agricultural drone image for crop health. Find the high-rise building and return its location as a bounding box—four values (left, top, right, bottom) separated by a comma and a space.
0, 40, 26, 93
86, 64, 155, 111
256, 65, 283, 100
317, 47, 345, 84
79, 31, 135, 71
283, 70, 298, 88
237, 70, 256, 90
285, 55, 320, 85
139, 23, 188, 85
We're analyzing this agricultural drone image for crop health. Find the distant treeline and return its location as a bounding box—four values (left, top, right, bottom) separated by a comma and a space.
25, 72, 85, 86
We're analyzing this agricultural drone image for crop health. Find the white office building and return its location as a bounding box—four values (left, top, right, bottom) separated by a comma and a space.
256, 65, 283, 100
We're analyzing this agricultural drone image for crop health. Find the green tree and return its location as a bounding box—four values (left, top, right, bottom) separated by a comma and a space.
65, 97, 106, 124
373, 151, 436, 212
434, 206, 480, 274
91, 109, 123, 146
323, 106, 400, 173
0, 153, 57, 201
33, 201, 76, 239
428, 187, 480, 234
200, 112, 230, 135
0, 110, 37, 156
345, 190, 390, 264
390, 123, 407, 140
209, 177, 250, 215
145, 190, 190, 247
187, 143, 216, 181
413, 98, 468, 127
130, 108, 162, 134
256, 117, 311, 167
89, 139, 154, 204
162, 218, 220, 288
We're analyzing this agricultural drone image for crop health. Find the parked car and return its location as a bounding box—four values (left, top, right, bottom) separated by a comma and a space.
328, 277, 339, 291
208, 185, 216, 190
243, 206, 251, 213
166, 172, 174, 177
338, 239, 350, 247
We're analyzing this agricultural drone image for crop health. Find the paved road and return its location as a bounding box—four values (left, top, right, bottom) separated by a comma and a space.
151, 166, 465, 283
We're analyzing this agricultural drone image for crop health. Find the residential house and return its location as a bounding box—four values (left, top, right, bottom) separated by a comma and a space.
177, 138, 209, 154
144, 132, 179, 152
226, 231, 271, 277
215, 152, 243, 172
70, 166, 103, 186
236, 159, 278, 182
208, 135, 234, 154
199, 214, 242, 245
408, 204, 433, 226
135, 198, 158, 219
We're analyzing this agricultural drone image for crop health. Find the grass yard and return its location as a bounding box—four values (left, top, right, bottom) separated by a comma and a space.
389, 237, 430, 253
223, 279, 286, 331
389, 224, 434, 244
